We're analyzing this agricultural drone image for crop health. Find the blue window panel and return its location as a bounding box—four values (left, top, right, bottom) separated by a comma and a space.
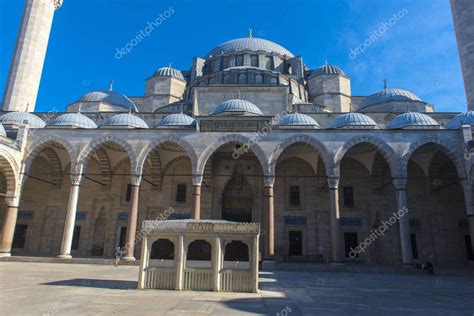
18, 211, 34, 219
76, 212, 87, 221
284, 216, 307, 225
117, 213, 128, 221
340, 217, 362, 227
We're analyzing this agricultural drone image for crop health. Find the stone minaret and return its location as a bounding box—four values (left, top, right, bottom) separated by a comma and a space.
451, 0, 474, 111
2, 0, 63, 112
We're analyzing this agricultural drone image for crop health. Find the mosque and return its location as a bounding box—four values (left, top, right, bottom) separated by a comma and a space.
0, 0, 473, 268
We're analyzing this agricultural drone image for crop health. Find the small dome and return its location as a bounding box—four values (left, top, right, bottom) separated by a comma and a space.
159, 113, 196, 126
51, 113, 97, 129
331, 112, 377, 129
310, 64, 345, 77
208, 37, 294, 57
278, 112, 320, 127
211, 99, 263, 116
360, 88, 422, 109
78, 90, 138, 112
101, 113, 148, 129
0, 124, 6, 137
446, 111, 474, 129
154, 66, 184, 80
386, 112, 439, 129
0, 112, 46, 128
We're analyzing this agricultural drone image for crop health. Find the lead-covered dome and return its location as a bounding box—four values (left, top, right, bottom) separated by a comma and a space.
208, 38, 294, 57
386, 112, 439, 129
211, 99, 263, 116
359, 88, 421, 110
154, 66, 184, 80
278, 112, 320, 127
311, 64, 345, 78
51, 113, 97, 129
446, 111, 474, 129
101, 113, 148, 129
331, 112, 377, 129
0, 112, 45, 128
159, 113, 196, 126
78, 90, 138, 112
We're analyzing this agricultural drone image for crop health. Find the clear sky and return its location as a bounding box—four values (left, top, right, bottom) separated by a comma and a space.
0, 0, 467, 113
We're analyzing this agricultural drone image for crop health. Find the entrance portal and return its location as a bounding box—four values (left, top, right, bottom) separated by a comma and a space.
222, 165, 253, 222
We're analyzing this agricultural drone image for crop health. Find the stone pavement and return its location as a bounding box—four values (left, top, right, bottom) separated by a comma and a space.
0, 262, 473, 315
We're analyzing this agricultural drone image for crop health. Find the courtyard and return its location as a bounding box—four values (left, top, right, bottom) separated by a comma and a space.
0, 262, 473, 315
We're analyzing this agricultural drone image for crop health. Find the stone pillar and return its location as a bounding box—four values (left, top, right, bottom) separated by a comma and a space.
451, 0, 474, 110
2, 0, 63, 112
251, 236, 259, 293
58, 172, 82, 259
212, 236, 221, 292
175, 235, 184, 290
461, 179, 474, 254
137, 235, 148, 290
327, 177, 342, 262
0, 197, 20, 257
393, 177, 413, 265
264, 176, 275, 259
123, 175, 141, 261
192, 175, 203, 220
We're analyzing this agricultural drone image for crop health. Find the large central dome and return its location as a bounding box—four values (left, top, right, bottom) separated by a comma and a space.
207, 38, 294, 57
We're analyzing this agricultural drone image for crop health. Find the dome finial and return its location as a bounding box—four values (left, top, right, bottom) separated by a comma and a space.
109, 80, 114, 91
325, 59, 328, 66
383, 79, 387, 91
248, 27, 253, 39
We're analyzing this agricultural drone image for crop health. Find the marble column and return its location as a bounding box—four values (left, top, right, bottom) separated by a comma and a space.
461, 179, 474, 254
175, 235, 185, 290
137, 234, 148, 290
264, 175, 275, 258
58, 173, 82, 259
0, 197, 20, 257
393, 177, 413, 265
192, 175, 203, 220
251, 236, 259, 293
212, 236, 221, 292
123, 175, 142, 261
327, 177, 342, 262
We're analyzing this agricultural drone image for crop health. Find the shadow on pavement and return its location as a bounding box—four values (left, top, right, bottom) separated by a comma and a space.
41, 278, 137, 289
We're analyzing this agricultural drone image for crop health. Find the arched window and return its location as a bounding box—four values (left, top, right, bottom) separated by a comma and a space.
239, 74, 246, 84
187, 240, 212, 261
224, 241, 249, 262
150, 239, 174, 260
223, 75, 230, 84
255, 74, 263, 84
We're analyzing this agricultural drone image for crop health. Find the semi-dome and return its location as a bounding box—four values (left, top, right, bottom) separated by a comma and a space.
0, 112, 46, 128
207, 38, 294, 57
154, 66, 184, 80
101, 113, 148, 129
211, 99, 263, 116
0, 124, 6, 137
359, 88, 422, 109
278, 112, 320, 127
330, 112, 377, 129
386, 112, 439, 129
159, 113, 196, 126
311, 64, 345, 78
78, 90, 138, 112
446, 111, 474, 129
51, 113, 97, 129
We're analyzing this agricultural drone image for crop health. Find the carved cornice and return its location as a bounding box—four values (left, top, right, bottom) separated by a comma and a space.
70, 173, 82, 186
327, 177, 340, 189
192, 174, 203, 186
142, 220, 260, 235
264, 175, 275, 188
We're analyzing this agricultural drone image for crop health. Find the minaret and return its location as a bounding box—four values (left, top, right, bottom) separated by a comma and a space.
2, 0, 63, 112
451, 0, 474, 111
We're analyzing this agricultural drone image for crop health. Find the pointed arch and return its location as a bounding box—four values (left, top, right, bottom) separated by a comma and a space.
0, 150, 19, 198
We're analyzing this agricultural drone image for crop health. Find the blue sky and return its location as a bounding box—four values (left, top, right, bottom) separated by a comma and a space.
0, 0, 467, 113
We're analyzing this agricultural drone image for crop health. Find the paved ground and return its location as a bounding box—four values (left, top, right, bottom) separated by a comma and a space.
0, 262, 473, 315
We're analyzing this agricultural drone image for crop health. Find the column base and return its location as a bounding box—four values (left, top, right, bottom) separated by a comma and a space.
57, 254, 72, 259
122, 256, 136, 261
0, 252, 11, 257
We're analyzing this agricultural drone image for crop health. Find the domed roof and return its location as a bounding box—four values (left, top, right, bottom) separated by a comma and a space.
101, 113, 148, 129
211, 99, 263, 116
278, 112, 320, 127
78, 90, 138, 112
330, 112, 377, 129
154, 66, 184, 80
159, 113, 196, 126
51, 113, 97, 129
0, 124, 6, 137
207, 38, 294, 58
0, 112, 46, 128
359, 88, 422, 109
446, 111, 474, 128
386, 112, 439, 129
311, 64, 345, 77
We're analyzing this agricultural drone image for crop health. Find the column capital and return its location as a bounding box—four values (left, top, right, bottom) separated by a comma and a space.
52, 0, 64, 9
264, 175, 275, 188
5, 196, 20, 208
192, 174, 203, 186
131, 174, 142, 186
70, 173, 82, 186
327, 176, 340, 189
393, 177, 407, 190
